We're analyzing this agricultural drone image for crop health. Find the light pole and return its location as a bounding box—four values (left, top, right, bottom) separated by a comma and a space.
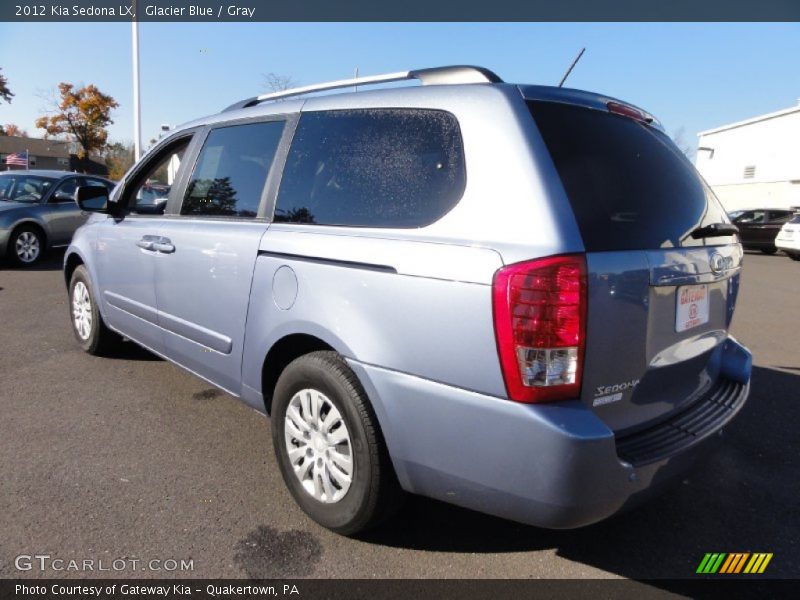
132, 15, 142, 161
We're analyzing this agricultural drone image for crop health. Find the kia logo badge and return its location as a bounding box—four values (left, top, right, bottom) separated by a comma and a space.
710, 252, 732, 274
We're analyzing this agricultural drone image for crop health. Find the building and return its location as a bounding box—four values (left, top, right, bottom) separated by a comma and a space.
0, 135, 108, 176
695, 100, 800, 212
0, 135, 71, 170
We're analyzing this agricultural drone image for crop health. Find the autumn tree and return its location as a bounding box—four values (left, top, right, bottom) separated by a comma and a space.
104, 141, 135, 181
36, 83, 119, 159
0, 68, 12, 104
1, 123, 27, 137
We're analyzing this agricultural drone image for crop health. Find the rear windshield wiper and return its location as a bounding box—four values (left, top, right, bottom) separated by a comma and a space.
691, 222, 739, 239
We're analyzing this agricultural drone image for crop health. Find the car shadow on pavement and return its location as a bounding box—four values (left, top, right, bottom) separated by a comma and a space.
360, 366, 798, 581
105, 341, 164, 361
1, 249, 67, 272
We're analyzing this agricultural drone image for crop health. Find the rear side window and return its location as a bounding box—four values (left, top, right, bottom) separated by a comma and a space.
791, 214, 800, 225
274, 109, 465, 228
182, 120, 285, 218
529, 101, 732, 251
770, 211, 793, 222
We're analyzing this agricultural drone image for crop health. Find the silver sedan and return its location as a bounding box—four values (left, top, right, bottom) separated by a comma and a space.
0, 170, 114, 266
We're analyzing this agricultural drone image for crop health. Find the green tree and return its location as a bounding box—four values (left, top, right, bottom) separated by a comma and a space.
184, 177, 238, 215
35, 82, 119, 159
0, 68, 13, 104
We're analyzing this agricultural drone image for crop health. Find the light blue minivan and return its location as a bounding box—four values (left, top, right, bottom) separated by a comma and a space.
65, 66, 751, 534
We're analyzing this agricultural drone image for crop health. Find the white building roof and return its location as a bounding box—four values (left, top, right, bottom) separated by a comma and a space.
698, 101, 800, 136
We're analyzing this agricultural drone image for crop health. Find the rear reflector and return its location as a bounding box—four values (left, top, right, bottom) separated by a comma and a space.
492, 254, 587, 403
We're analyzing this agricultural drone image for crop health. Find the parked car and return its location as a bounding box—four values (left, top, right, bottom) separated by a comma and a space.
64, 66, 751, 534
0, 170, 114, 266
731, 208, 794, 254
775, 212, 800, 260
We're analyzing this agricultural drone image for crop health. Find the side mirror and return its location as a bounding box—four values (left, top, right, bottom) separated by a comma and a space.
75, 186, 116, 214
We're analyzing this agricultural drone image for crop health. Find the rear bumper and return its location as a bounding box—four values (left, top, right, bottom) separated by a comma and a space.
347, 338, 751, 529
775, 237, 800, 252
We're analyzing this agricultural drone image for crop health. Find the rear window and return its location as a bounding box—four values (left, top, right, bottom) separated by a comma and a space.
274, 109, 465, 228
528, 101, 732, 251
791, 214, 800, 225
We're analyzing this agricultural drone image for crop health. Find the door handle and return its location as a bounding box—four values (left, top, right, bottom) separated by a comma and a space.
153, 238, 175, 254
136, 237, 156, 251
137, 235, 174, 253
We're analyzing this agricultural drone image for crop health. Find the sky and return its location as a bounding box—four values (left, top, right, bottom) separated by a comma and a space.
1, 22, 799, 153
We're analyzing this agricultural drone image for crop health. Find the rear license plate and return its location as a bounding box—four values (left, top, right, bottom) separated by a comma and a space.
676, 284, 709, 332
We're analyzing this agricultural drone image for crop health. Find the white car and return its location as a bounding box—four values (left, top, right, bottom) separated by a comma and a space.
775, 212, 800, 260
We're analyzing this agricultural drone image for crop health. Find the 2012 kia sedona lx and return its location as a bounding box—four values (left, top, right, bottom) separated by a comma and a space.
64, 66, 752, 534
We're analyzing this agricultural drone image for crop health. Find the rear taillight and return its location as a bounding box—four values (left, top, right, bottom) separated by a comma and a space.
607, 101, 651, 124
492, 254, 587, 403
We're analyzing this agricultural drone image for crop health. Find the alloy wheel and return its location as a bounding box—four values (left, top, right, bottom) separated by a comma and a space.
15, 231, 40, 263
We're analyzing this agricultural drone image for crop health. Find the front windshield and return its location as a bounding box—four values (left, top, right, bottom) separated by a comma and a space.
0, 175, 56, 203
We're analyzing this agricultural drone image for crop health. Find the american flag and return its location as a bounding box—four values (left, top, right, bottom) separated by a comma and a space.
5, 151, 29, 167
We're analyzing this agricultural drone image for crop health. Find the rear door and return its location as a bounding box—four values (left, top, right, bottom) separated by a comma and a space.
154, 116, 292, 394
733, 210, 768, 246
45, 176, 86, 245
528, 99, 741, 434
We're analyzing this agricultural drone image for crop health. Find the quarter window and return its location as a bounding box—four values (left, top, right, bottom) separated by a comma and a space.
181, 120, 285, 218
274, 109, 466, 228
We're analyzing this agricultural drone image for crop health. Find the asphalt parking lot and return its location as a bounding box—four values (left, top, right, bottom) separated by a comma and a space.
0, 250, 797, 583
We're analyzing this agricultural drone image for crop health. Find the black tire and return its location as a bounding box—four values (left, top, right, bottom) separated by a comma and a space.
271, 351, 403, 535
789, 253, 800, 261
68, 265, 122, 355
8, 225, 44, 266
760, 247, 778, 255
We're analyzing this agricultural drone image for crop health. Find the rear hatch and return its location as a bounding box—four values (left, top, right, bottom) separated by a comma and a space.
526, 95, 741, 434
776, 213, 800, 246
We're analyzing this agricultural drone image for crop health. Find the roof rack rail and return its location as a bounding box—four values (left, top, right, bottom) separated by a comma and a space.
222, 65, 503, 112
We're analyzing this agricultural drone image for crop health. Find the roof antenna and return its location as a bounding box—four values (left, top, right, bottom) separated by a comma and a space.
558, 48, 586, 88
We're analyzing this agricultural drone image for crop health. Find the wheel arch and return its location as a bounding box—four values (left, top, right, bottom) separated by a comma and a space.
256, 330, 402, 484
260, 333, 336, 416
64, 251, 85, 288
9, 219, 48, 250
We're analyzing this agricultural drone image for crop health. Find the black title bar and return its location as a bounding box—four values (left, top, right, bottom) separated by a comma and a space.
1, 0, 800, 22
1, 579, 796, 600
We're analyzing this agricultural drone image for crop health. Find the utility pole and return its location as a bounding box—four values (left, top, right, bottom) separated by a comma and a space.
132, 15, 142, 161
